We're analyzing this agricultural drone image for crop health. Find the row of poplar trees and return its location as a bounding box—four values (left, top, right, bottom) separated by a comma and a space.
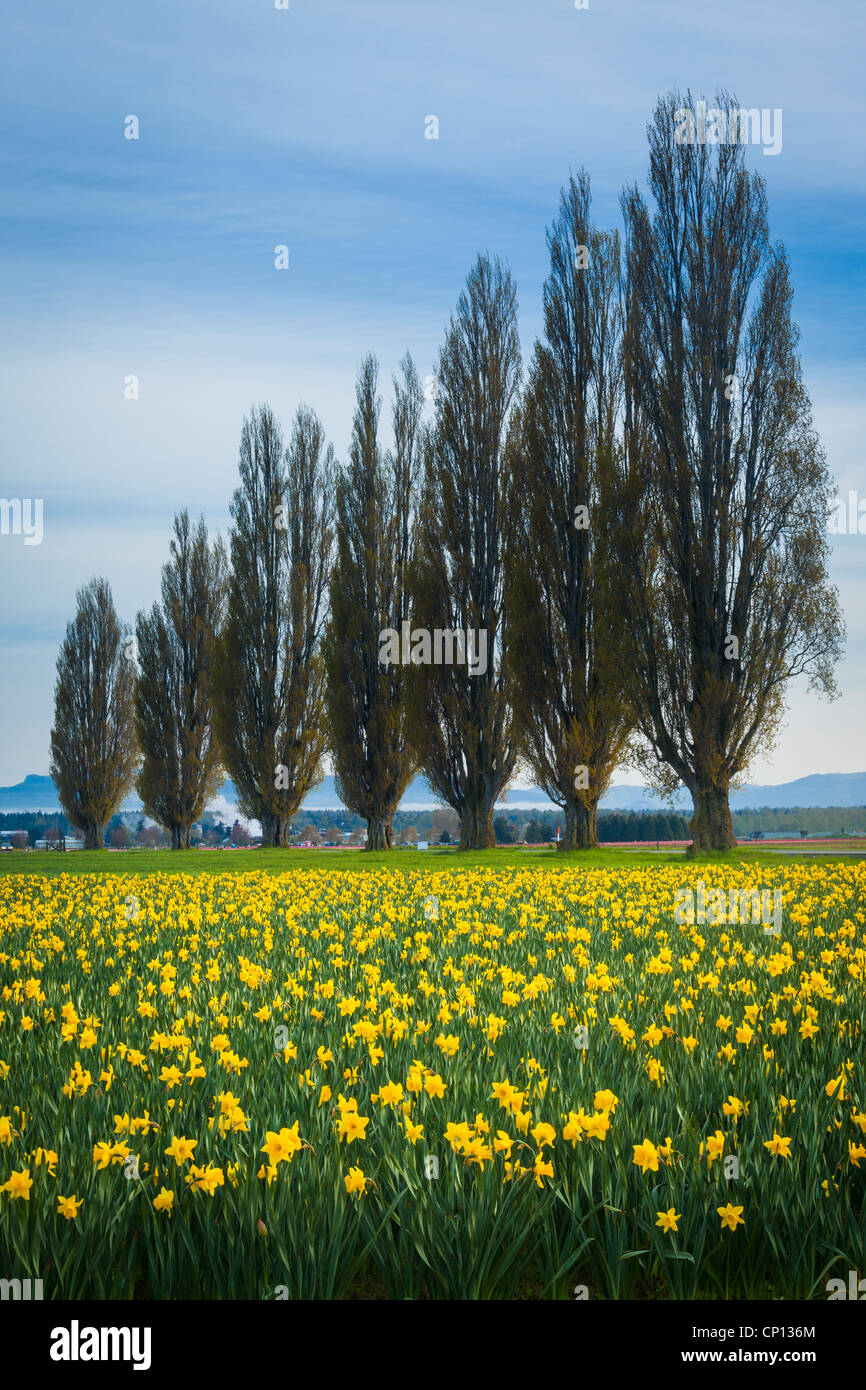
49, 91, 844, 853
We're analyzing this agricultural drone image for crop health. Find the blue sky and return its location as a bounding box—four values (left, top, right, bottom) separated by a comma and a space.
1, 0, 864, 788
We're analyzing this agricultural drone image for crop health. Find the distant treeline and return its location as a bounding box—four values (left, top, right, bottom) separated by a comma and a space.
596, 809, 690, 841
4, 803, 865, 847
235, 802, 866, 839
597, 806, 866, 839
731, 805, 866, 835
0, 811, 75, 839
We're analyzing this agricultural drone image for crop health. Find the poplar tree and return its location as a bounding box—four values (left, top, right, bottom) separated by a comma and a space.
617, 91, 844, 851
324, 354, 423, 849
214, 404, 334, 846
135, 511, 228, 849
406, 254, 521, 849
504, 172, 633, 848
50, 577, 138, 849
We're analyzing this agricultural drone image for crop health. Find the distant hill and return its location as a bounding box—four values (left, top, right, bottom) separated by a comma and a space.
0, 774, 69, 812
0, 773, 440, 814
4, 769, 866, 815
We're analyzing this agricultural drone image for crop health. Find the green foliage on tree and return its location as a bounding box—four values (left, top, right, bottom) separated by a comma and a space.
616, 90, 844, 852
214, 405, 335, 846
135, 511, 228, 849
406, 255, 522, 849
324, 355, 422, 849
504, 172, 633, 849
49, 577, 138, 849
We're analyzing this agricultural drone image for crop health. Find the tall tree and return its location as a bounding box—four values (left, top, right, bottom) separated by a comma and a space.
406, 254, 521, 849
134, 511, 228, 849
49, 577, 138, 849
214, 404, 335, 846
504, 172, 633, 849
324, 353, 423, 849
617, 90, 844, 851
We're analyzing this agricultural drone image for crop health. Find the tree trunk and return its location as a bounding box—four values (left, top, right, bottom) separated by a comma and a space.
260, 810, 292, 847
557, 797, 599, 850
459, 805, 496, 850
585, 799, 598, 847
82, 821, 104, 850
687, 783, 736, 853
260, 811, 275, 847
171, 824, 191, 850
365, 816, 392, 851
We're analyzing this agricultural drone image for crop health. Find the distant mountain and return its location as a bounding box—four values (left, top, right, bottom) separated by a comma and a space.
505, 772, 866, 812
4, 770, 866, 816
725, 772, 866, 811
599, 784, 689, 812
0, 774, 72, 812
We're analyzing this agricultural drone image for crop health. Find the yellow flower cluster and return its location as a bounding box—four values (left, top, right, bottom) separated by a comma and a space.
0, 862, 862, 1293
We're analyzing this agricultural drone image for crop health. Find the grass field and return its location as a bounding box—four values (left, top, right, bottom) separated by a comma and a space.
1, 850, 863, 1300
2, 842, 865, 877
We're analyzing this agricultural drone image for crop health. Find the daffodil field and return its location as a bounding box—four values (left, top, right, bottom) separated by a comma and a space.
1, 863, 864, 1300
